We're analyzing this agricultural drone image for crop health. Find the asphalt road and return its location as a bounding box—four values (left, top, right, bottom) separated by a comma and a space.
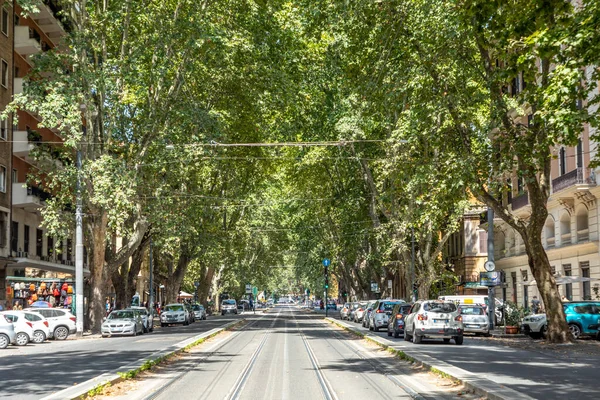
0, 313, 244, 400
120, 306, 469, 400
329, 309, 600, 400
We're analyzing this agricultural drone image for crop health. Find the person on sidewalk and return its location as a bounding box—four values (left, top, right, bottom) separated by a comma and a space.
531, 296, 541, 314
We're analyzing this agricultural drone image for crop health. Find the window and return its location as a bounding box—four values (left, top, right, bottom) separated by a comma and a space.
564, 264, 572, 300
0, 59, 7, 88
11, 221, 18, 253
0, 117, 6, 140
1, 7, 8, 37
23, 224, 29, 254
36, 229, 43, 256
511, 272, 517, 303
517, 176, 525, 194
576, 139, 583, 169
0, 212, 6, 247
559, 147, 566, 175
0, 165, 5, 192
581, 262, 591, 300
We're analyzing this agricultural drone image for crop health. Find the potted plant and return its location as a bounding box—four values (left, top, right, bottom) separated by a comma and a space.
504, 301, 525, 334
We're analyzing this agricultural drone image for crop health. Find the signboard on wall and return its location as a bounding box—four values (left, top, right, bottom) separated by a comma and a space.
480, 272, 502, 286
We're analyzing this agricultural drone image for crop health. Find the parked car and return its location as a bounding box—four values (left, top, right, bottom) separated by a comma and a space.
404, 300, 464, 345
339, 303, 352, 320
0, 311, 34, 346
348, 302, 364, 322
161, 303, 191, 326
521, 301, 600, 339
24, 307, 77, 340
438, 295, 506, 324
326, 301, 337, 310
221, 299, 238, 315
22, 311, 51, 343
0, 315, 16, 349
387, 303, 413, 338
362, 301, 377, 328
192, 304, 207, 320
102, 309, 144, 337
564, 301, 600, 339
368, 300, 406, 332
184, 303, 195, 323
458, 305, 489, 336
353, 302, 369, 323
128, 306, 154, 333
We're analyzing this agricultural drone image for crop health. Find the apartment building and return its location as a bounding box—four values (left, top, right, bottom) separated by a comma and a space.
0, 0, 14, 304
0, 1, 90, 310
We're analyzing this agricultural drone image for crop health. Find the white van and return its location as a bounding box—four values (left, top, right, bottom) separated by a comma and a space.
437, 295, 505, 323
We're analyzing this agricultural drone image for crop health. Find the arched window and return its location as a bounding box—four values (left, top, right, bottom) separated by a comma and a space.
544, 217, 555, 248
560, 213, 571, 245
576, 207, 589, 242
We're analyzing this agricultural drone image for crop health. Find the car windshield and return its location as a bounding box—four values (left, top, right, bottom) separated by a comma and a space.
459, 306, 485, 315
381, 301, 403, 311
223, 300, 236, 305
423, 302, 457, 313
109, 311, 135, 319
192, 305, 203, 311
165, 305, 184, 312
398, 305, 412, 314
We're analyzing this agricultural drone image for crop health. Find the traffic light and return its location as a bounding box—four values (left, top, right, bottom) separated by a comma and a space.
325, 277, 329, 289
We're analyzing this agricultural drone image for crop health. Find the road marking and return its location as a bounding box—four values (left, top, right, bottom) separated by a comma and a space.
226, 307, 281, 400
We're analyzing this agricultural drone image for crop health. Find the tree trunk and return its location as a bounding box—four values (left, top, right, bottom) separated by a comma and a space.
88, 212, 108, 333
111, 265, 127, 310
525, 231, 571, 342
164, 245, 192, 303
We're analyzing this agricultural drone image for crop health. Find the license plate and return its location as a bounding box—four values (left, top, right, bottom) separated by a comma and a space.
467, 324, 477, 328
434, 319, 447, 323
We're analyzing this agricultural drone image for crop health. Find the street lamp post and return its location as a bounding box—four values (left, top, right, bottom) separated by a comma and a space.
149, 238, 154, 312
75, 149, 84, 337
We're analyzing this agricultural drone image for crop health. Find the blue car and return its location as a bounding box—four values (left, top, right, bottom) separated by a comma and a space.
564, 301, 600, 339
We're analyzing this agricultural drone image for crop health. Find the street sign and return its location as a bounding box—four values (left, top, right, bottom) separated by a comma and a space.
323, 258, 330, 267
252, 286, 258, 296
371, 282, 380, 293
480, 272, 502, 286
245, 284, 252, 294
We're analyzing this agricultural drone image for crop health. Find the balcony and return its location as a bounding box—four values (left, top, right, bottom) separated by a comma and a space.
552, 168, 582, 193
14, 78, 23, 95
13, 130, 39, 158
34, 1, 69, 43
13, 184, 51, 211
511, 192, 529, 210
15, 26, 42, 56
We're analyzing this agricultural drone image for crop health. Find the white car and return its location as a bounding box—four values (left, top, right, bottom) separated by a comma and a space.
22, 311, 51, 343
404, 300, 464, 345
520, 313, 547, 338
24, 308, 77, 340
102, 309, 144, 337
221, 299, 238, 315
160, 304, 190, 326
0, 315, 16, 349
128, 307, 154, 333
0, 311, 34, 346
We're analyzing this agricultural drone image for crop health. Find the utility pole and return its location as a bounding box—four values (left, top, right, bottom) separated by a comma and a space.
149, 238, 154, 313
323, 258, 330, 317
75, 149, 84, 337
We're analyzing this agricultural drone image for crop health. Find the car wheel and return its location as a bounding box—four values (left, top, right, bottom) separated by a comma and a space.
404, 329, 410, 341
101, 334, 108, 338
387, 328, 392, 337
569, 323, 582, 339
161, 323, 166, 327
540, 325, 547, 340
203, 315, 207, 320
0, 333, 9, 349
54, 326, 69, 340
33, 330, 46, 344
455, 336, 464, 345
16, 332, 29, 346
443, 338, 450, 344
413, 328, 422, 344
221, 312, 225, 316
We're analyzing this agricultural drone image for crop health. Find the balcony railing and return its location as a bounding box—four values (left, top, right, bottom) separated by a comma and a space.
27, 185, 52, 202
552, 168, 583, 193
512, 192, 529, 210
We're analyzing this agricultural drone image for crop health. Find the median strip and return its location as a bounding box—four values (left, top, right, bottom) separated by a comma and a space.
325, 318, 534, 400
40, 319, 246, 400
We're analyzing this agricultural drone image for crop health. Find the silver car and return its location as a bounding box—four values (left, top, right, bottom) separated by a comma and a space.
0, 315, 16, 349
458, 305, 489, 336
404, 300, 464, 345
221, 299, 238, 315
192, 304, 207, 320
353, 302, 369, 323
101, 309, 144, 337
369, 300, 406, 332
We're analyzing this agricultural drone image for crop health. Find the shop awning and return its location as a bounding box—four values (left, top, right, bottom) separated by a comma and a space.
179, 291, 193, 298
7, 257, 91, 276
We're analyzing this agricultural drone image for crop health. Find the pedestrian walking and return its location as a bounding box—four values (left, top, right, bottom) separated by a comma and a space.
531, 296, 541, 314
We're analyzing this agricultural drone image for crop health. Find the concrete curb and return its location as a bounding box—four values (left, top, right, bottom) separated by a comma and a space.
326, 318, 535, 400
40, 319, 244, 400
